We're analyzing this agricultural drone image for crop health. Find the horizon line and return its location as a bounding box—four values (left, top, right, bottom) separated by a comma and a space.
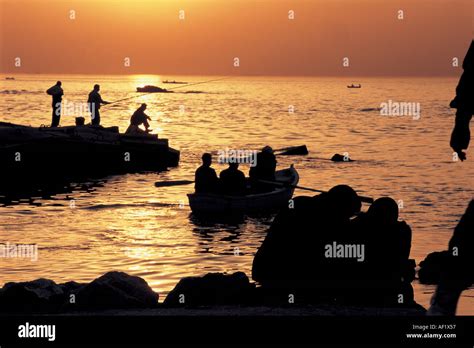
0, 72, 461, 78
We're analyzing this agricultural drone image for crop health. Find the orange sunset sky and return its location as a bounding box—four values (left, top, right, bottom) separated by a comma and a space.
0, 0, 472, 76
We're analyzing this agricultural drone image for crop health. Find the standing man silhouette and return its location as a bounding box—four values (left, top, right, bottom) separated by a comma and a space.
87, 84, 110, 126
450, 40, 474, 161
46, 81, 63, 127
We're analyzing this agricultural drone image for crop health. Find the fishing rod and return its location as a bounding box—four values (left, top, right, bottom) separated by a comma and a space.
103, 76, 232, 107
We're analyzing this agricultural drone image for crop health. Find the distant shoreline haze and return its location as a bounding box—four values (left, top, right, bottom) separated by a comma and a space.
0, 0, 472, 76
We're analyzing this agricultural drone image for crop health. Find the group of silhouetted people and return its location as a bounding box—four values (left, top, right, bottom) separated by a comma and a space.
252, 185, 416, 307
46, 81, 110, 127
46, 82, 154, 134
194, 147, 277, 196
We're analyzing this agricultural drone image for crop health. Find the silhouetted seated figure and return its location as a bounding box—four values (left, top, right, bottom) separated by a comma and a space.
249, 146, 277, 192
252, 185, 361, 304
126, 103, 152, 135
450, 40, 473, 161
219, 163, 246, 196
428, 200, 474, 315
194, 153, 218, 194
348, 197, 415, 306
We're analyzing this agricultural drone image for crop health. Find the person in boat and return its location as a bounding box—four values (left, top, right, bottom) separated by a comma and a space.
194, 153, 219, 194
219, 162, 247, 196
347, 197, 415, 306
87, 84, 110, 126
249, 146, 277, 192
46, 81, 63, 127
252, 184, 361, 304
126, 103, 152, 135
450, 40, 473, 161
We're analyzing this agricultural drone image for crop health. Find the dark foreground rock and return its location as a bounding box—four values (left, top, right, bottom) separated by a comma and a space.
418, 251, 451, 284
53, 304, 426, 316
164, 272, 255, 307
419, 250, 474, 285
0, 271, 426, 315
70, 271, 159, 310
0, 278, 65, 312
0, 271, 158, 313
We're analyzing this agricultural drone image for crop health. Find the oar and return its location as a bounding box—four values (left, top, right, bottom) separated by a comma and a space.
258, 179, 374, 204
274, 145, 308, 156
154, 180, 194, 188
217, 145, 309, 163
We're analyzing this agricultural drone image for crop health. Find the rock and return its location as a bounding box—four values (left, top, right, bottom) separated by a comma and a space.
71, 271, 159, 310
331, 153, 352, 162
0, 278, 65, 312
418, 251, 451, 284
164, 272, 255, 307
59, 281, 86, 294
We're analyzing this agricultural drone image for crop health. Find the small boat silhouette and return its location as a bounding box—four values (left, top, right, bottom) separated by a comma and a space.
162, 80, 187, 84
347, 84, 361, 88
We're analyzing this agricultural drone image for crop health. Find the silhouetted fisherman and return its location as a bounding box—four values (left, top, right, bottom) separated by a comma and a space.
252, 185, 361, 304
194, 153, 219, 194
348, 197, 415, 306
87, 84, 110, 126
428, 200, 474, 315
46, 81, 63, 127
126, 103, 152, 134
450, 40, 474, 161
219, 162, 246, 196
249, 146, 277, 192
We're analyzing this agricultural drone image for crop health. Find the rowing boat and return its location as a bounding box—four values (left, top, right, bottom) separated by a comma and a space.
162, 80, 187, 84
187, 166, 299, 215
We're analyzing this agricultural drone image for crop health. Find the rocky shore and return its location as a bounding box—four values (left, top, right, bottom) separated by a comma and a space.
0, 271, 426, 316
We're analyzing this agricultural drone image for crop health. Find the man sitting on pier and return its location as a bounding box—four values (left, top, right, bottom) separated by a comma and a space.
126, 104, 152, 135
194, 153, 219, 194
87, 84, 110, 126
219, 162, 247, 196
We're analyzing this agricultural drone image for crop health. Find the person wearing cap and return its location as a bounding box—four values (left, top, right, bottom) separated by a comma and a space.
126, 103, 152, 134
249, 145, 277, 192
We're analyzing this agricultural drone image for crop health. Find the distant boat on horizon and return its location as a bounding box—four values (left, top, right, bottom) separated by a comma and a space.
5, 77, 15, 80
347, 84, 361, 88
136, 85, 173, 93
162, 80, 187, 84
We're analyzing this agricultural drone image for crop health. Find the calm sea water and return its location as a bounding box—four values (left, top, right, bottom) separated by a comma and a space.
0, 75, 473, 314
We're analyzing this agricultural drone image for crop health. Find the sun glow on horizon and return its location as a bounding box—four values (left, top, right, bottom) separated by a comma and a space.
129, 75, 163, 88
